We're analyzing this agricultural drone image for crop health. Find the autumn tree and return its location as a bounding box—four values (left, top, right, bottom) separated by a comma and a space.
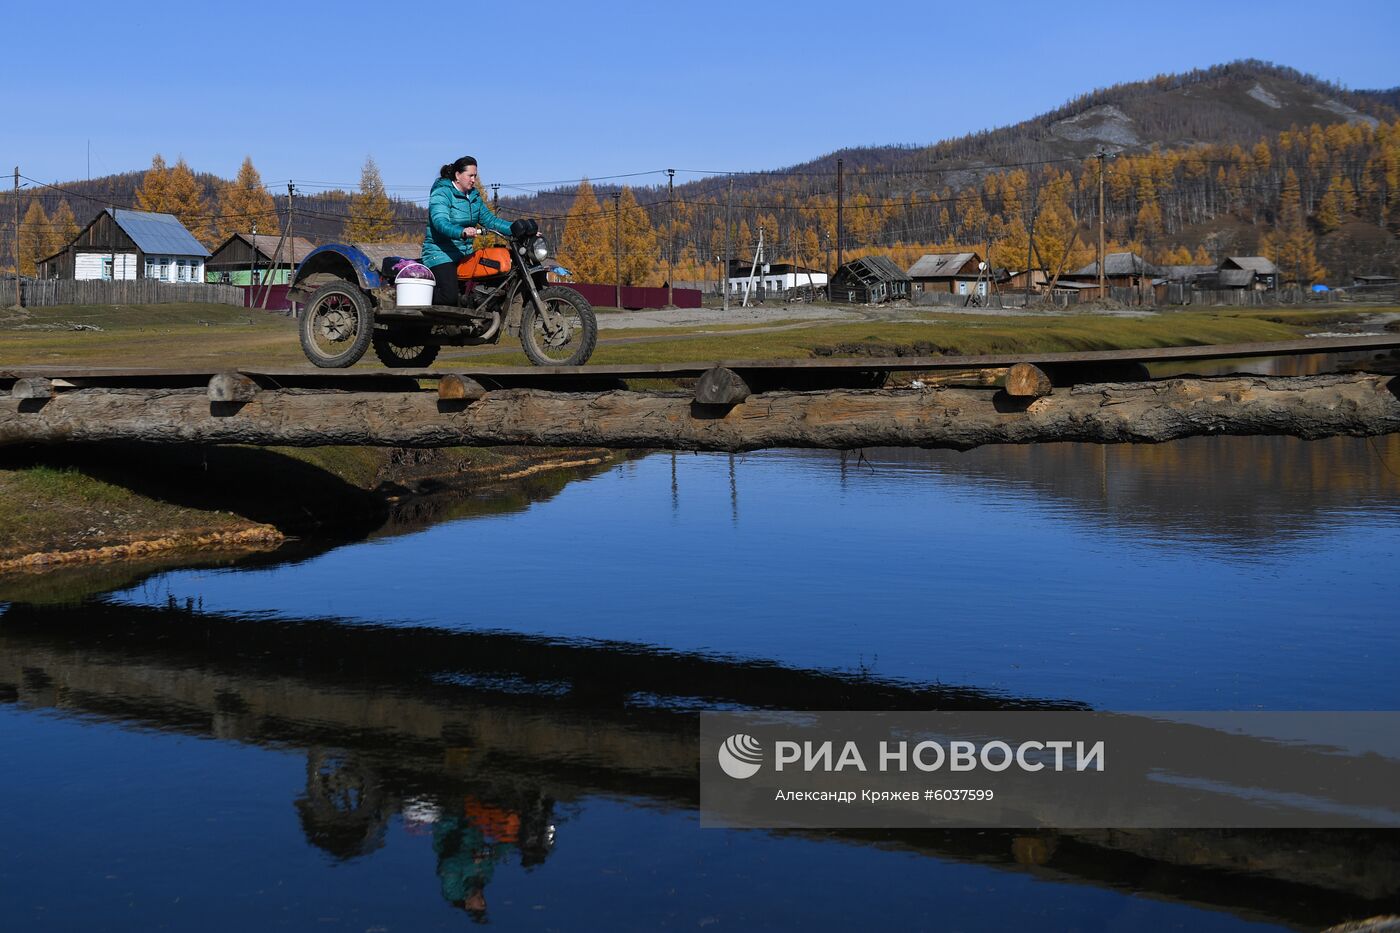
558, 178, 611, 282
18, 200, 49, 275
345, 157, 395, 243
216, 156, 278, 240
609, 187, 658, 285
1269, 169, 1326, 284
135, 155, 172, 213
48, 200, 80, 257
166, 158, 211, 244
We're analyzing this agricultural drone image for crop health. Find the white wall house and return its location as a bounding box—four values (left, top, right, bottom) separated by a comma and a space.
726, 263, 828, 297
75, 252, 138, 280
38, 208, 211, 282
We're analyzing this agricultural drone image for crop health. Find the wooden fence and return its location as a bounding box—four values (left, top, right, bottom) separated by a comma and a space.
3, 277, 244, 308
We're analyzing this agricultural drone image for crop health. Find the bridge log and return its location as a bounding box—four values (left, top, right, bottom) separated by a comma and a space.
1, 374, 1397, 452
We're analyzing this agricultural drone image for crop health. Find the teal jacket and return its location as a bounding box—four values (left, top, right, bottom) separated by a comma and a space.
422, 177, 513, 268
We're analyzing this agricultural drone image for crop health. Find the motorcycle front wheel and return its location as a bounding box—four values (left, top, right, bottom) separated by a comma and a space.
520, 286, 597, 366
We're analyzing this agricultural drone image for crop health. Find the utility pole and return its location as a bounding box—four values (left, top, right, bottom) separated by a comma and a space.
666, 168, 675, 309
836, 157, 844, 272
491, 183, 500, 212
12, 167, 20, 307
723, 174, 733, 312
1097, 150, 1106, 300
613, 190, 622, 310
286, 182, 297, 314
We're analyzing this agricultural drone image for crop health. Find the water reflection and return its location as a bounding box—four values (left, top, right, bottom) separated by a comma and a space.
2, 598, 1398, 929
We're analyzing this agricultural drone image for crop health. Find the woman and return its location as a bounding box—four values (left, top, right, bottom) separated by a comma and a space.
422, 156, 519, 307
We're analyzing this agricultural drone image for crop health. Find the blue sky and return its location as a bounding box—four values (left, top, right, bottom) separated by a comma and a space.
8, 0, 1398, 199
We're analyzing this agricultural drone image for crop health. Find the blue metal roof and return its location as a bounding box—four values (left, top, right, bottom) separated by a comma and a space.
109, 208, 211, 258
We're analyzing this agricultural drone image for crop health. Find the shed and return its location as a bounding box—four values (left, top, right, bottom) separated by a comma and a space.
37, 208, 210, 281
206, 233, 318, 285
829, 256, 912, 304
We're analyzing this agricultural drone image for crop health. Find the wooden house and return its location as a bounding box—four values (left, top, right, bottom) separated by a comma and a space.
829, 256, 912, 304
36, 208, 210, 281
206, 233, 318, 286
1064, 252, 1159, 298
907, 252, 983, 294
1218, 257, 1278, 290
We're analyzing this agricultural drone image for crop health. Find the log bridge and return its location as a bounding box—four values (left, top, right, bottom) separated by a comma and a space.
3, 336, 1399, 452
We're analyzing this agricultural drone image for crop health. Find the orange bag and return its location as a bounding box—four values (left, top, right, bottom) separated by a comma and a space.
456, 247, 512, 280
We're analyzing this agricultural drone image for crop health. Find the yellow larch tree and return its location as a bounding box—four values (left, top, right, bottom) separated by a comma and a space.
345, 157, 396, 243
166, 158, 212, 244
135, 155, 172, 213
615, 187, 658, 285
558, 178, 611, 283
18, 200, 49, 275
216, 156, 278, 240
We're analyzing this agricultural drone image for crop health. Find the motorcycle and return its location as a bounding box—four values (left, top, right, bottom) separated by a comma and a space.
289, 221, 597, 369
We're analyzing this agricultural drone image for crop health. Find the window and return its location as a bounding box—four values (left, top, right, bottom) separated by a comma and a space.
101, 257, 114, 281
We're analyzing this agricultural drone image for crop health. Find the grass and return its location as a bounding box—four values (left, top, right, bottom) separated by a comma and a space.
5, 302, 1385, 372
0, 303, 301, 368
0, 464, 246, 560
465, 310, 1332, 367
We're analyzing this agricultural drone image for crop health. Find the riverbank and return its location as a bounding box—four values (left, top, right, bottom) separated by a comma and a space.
0, 444, 620, 584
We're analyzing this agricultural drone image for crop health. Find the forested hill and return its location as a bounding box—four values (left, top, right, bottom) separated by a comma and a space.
771, 60, 1396, 178
6, 60, 1400, 283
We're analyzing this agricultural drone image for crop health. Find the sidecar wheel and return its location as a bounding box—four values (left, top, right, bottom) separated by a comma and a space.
300, 281, 374, 368
372, 329, 440, 368
520, 286, 597, 366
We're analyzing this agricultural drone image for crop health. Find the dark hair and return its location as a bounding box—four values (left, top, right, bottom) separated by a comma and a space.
440, 156, 478, 180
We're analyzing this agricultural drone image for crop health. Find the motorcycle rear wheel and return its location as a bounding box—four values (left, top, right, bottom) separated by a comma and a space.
299, 281, 373, 368
520, 286, 597, 366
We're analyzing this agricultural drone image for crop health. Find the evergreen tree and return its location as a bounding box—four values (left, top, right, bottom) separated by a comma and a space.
345, 157, 396, 243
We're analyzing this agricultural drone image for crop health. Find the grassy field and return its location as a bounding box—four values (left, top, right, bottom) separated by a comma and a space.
4, 302, 1389, 370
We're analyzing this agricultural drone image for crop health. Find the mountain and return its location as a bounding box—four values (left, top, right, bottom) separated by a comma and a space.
5, 61, 1399, 282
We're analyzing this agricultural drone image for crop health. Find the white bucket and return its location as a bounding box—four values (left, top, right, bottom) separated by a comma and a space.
395, 278, 435, 308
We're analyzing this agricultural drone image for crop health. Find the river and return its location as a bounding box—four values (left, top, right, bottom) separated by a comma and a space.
3, 381, 1400, 929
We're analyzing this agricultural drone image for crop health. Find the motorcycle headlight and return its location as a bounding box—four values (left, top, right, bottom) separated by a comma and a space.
532, 236, 549, 262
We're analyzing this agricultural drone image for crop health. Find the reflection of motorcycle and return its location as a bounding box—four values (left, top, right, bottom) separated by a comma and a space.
288, 224, 597, 369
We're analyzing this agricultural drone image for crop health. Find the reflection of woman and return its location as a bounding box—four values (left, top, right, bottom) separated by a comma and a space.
422, 156, 514, 307
433, 815, 515, 922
